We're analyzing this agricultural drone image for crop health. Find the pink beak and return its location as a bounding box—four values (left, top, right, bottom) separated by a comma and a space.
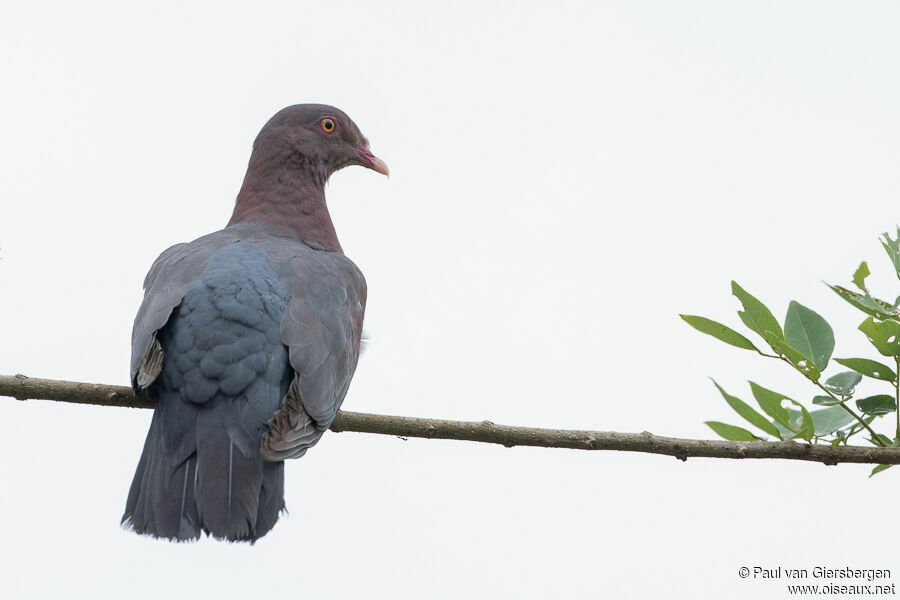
356, 146, 390, 177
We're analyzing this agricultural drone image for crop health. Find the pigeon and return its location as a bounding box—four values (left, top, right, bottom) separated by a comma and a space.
122, 104, 387, 543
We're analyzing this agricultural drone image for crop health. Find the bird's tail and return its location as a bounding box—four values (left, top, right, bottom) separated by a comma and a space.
122, 391, 285, 543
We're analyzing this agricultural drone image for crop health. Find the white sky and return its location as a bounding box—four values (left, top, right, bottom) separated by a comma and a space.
1, 1, 899, 598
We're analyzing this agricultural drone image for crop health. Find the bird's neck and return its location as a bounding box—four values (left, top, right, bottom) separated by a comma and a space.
228, 164, 342, 252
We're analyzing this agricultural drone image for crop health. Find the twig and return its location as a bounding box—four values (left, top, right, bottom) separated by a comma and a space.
2, 374, 899, 465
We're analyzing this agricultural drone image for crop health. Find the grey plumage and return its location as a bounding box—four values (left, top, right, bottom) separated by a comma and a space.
123, 104, 384, 543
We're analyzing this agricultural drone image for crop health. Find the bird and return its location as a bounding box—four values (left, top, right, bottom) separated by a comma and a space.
122, 104, 388, 543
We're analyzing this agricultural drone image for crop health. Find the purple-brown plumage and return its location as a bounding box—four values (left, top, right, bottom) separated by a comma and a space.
123, 104, 387, 543
229, 104, 388, 252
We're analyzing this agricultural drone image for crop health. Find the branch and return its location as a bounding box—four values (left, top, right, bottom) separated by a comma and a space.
3, 374, 900, 466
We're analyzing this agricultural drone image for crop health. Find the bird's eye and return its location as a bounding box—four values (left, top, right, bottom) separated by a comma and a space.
320, 118, 336, 133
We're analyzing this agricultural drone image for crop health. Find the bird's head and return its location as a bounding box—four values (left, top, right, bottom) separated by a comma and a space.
249, 104, 389, 186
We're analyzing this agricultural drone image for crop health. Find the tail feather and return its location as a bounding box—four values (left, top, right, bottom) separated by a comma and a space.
194, 405, 264, 541
123, 407, 203, 541
122, 392, 285, 543
255, 460, 286, 537
175, 457, 201, 540
122, 410, 157, 534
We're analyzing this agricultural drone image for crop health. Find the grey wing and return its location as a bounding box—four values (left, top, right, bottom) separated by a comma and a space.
260, 251, 366, 460
130, 231, 237, 391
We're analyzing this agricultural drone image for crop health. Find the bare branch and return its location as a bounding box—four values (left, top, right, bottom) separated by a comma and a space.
3, 374, 899, 465
1, 374, 152, 408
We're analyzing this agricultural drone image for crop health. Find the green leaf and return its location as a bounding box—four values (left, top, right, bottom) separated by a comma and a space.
763, 331, 821, 382
773, 407, 815, 441
680, 315, 759, 352
812, 395, 842, 406
834, 357, 897, 382
784, 301, 834, 371
705, 421, 762, 441
731, 282, 784, 341
881, 228, 900, 281
856, 394, 897, 416
871, 433, 894, 447
852, 261, 871, 291
828, 284, 898, 319
844, 414, 877, 443
858, 318, 900, 357
870, 464, 893, 477
795, 405, 815, 441
772, 420, 794, 439
821, 371, 862, 396
749, 382, 792, 429
749, 382, 813, 440
809, 406, 857, 437
710, 379, 780, 438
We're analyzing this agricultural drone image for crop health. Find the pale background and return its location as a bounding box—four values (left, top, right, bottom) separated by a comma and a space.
1, 1, 898, 598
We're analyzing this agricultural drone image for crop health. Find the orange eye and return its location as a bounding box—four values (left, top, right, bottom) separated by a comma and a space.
320, 117, 336, 133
